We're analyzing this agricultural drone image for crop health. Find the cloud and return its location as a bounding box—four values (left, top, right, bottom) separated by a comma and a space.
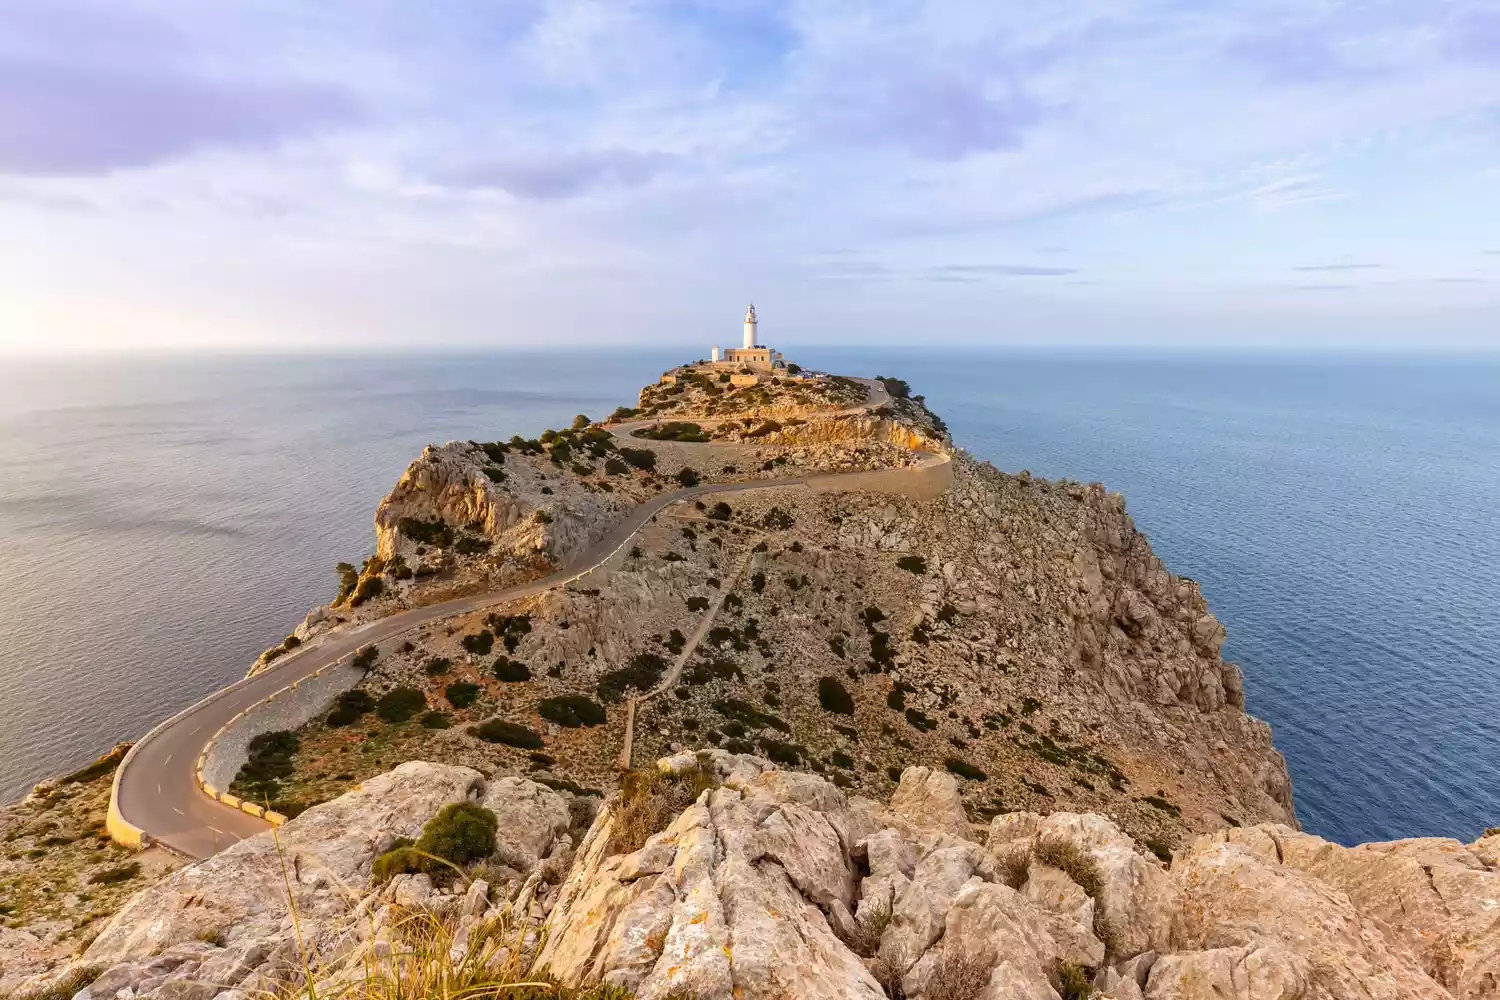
432, 149, 677, 201
1294, 263, 1381, 271
929, 264, 1078, 277
1293, 283, 1357, 291
1434, 277, 1486, 284
0, 59, 360, 177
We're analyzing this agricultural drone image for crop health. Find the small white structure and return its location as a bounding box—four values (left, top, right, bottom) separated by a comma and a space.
716, 303, 783, 370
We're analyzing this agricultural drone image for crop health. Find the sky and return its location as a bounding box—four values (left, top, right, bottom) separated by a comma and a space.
1, 0, 1498, 353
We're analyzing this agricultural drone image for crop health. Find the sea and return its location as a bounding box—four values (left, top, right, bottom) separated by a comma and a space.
1, 349, 1496, 847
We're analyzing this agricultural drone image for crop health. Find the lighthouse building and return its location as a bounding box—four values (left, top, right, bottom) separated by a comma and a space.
711, 305, 783, 370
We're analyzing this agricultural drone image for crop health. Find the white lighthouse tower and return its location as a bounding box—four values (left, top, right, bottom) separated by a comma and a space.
743, 303, 758, 349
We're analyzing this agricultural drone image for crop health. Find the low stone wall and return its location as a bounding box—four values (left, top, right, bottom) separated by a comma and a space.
199, 661, 367, 821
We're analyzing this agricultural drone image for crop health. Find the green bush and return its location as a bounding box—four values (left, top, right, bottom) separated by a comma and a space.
665, 629, 686, 654
454, 535, 491, 556
334, 561, 360, 604
686, 596, 709, 612
445, 681, 481, 709
619, 447, 657, 471
349, 575, 384, 607
537, 695, 607, 728
398, 517, 454, 548
461, 630, 495, 655
896, 555, 928, 574
817, 676, 855, 715
604, 457, 628, 475
597, 652, 667, 701
676, 467, 700, 487
761, 507, 795, 529
609, 406, 638, 422
419, 711, 451, 729
572, 413, 591, 430
494, 657, 531, 682
373, 803, 499, 885
376, 686, 427, 723
877, 375, 912, 399
327, 689, 374, 727
89, 862, 141, 885
231, 730, 299, 802
425, 656, 453, 676
905, 707, 937, 731
706, 502, 732, 521
712, 698, 789, 732
944, 757, 987, 781
469, 718, 543, 748
352, 645, 379, 670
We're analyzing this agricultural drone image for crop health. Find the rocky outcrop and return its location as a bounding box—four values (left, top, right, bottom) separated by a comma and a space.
29, 753, 1500, 1000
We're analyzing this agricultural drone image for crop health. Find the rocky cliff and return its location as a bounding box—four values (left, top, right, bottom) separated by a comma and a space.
24, 752, 1500, 1000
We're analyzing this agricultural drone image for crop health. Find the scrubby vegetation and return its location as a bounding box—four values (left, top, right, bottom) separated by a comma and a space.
597, 652, 668, 701
327, 689, 375, 726
230, 730, 299, 806
445, 681, 481, 709
537, 694, 607, 728
469, 718, 544, 748
376, 686, 427, 723
494, 656, 531, 682
372, 801, 498, 885
817, 676, 855, 715
609, 762, 719, 855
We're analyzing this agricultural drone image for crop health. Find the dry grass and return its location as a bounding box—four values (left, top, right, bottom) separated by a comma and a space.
1055, 961, 1094, 1000
1029, 836, 1102, 899
996, 847, 1030, 890
836, 898, 892, 958
5, 964, 103, 1000
607, 763, 718, 856
922, 951, 991, 1000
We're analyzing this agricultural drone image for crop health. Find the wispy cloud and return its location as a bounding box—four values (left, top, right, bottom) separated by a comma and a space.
1434, 277, 1486, 284
1294, 263, 1381, 271
928, 264, 1079, 277
431, 149, 677, 201
1293, 283, 1357, 291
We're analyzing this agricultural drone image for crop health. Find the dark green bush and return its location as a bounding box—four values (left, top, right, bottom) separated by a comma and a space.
712, 698, 789, 732
461, 630, 495, 655
896, 555, 927, 574
424, 656, 453, 676
482, 466, 506, 484
605, 457, 628, 475
469, 718, 543, 748
334, 561, 360, 604
665, 629, 686, 654
445, 681, 481, 709
349, 575, 384, 607
905, 707, 937, 731
494, 657, 531, 682
398, 517, 453, 548
454, 535, 491, 556
419, 711, 451, 729
706, 502, 732, 521
327, 689, 374, 727
537, 695, 607, 728
89, 862, 141, 885
944, 757, 987, 781
597, 652, 667, 701
686, 596, 709, 612
352, 645, 379, 670
231, 730, 299, 802
818, 676, 855, 715
676, 467, 700, 487
619, 447, 657, 471
376, 686, 426, 723
830, 751, 855, 769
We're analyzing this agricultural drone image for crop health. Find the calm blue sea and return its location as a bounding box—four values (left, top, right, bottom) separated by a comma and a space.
1, 349, 1497, 846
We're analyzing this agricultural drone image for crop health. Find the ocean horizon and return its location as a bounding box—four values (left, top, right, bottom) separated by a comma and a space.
2, 348, 1497, 846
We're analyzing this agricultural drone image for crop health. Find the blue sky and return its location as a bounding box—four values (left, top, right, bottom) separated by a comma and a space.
1, 0, 1498, 352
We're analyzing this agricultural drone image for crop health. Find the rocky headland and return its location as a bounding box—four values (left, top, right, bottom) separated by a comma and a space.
7, 364, 1495, 1000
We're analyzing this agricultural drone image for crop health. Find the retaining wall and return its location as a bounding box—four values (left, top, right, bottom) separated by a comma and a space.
199, 661, 366, 821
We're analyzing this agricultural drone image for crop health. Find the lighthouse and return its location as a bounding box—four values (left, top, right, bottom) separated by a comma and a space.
706, 303, 783, 374
743, 303, 758, 349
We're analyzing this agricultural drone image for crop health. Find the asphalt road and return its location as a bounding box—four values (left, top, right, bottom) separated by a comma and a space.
111, 376, 901, 858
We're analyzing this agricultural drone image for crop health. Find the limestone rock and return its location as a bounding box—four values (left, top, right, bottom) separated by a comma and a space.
1143, 943, 1312, 999
889, 766, 970, 840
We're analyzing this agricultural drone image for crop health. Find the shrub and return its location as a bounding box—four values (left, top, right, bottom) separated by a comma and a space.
398, 517, 454, 548
896, 554, 928, 574
1031, 836, 1102, 898
713, 698, 789, 732
1056, 962, 1094, 1000
482, 466, 506, 484
830, 750, 855, 769
445, 681, 481, 709
89, 862, 141, 885
817, 676, 855, 715
572, 413, 591, 430
468, 718, 544, 748
877, 375, 912, 399
461, 630, 495, 655
610, 763, 718, 855
665, 629, 686, 653
751, 571, 766, 593
906, 707, 937, 731
604, 457, 628, 475
757, 737, 805, 765
352, 644, 379, 671
334, 561, 360, 604
998, 847, 1031, 889
420, 710, 451, 729
454, 535, 491, 556
494, 657, 531, 682
231, 730, 299, 802
706, 501, 732, 521
922, 951, 990, 1000
425, 656, 453, 676
686, 596, 709, 613
537, 695, 607, 728
619, 447, 657, 471
945, 757, 987, 781
327, 689, 374, 727
376, 686, 427, 723
479, 441, 509, 463
676, 467, 700, 487
597, 652, 668, 701
349, 575, 385, 607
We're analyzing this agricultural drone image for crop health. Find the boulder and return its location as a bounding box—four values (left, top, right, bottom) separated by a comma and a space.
889, 766, 970, 840
1143, 943, 1311, 999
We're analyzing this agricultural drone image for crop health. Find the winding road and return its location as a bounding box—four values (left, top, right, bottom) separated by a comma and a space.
108, 376, 947, 859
